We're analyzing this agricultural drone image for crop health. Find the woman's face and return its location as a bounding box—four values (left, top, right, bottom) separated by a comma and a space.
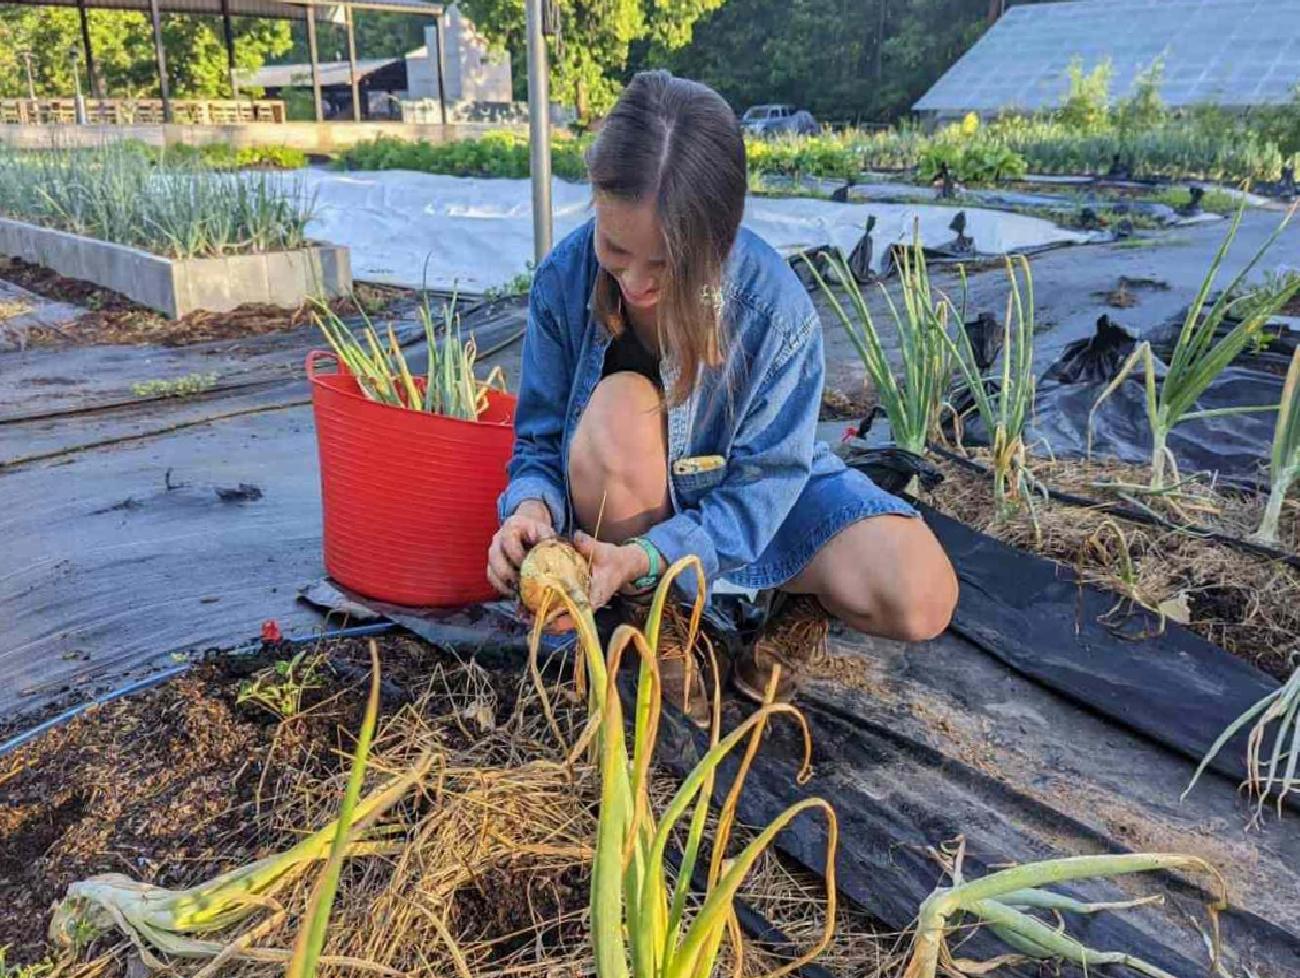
594, 194, 667, 314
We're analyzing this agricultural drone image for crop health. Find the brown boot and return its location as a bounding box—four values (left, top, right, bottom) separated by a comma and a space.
733, 594, 829, 703
625, 600, 714, 729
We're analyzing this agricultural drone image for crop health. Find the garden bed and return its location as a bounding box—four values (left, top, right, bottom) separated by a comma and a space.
1, 256, 404, 348
0, 631, 880, 978
922, 449, 1299, 680
0, 217, 352, 319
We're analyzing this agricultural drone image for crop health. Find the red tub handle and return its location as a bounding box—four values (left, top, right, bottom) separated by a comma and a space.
306, 349, 349, 380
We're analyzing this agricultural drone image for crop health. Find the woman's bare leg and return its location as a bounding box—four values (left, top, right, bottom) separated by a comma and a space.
568, 371, 671, 541
782, 515, 957, 642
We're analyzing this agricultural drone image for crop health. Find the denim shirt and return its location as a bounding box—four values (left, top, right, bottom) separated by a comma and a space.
498, 220, 842, 589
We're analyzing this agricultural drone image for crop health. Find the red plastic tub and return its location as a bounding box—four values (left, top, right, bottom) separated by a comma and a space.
307, 350, 516, 607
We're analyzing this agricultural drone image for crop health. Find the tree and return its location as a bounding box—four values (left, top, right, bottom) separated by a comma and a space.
457, 0, 726, 120
0, 7, 291, 99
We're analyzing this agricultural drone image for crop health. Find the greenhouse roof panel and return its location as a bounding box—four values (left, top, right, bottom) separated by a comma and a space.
914, 0, 1300, 113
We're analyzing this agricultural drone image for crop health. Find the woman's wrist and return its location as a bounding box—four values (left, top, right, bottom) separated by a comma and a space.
621, 537, 662, 593
514, 498, 553, 527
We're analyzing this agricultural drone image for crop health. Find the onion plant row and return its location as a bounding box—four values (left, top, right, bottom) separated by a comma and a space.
1089, 202, 1299, 492
803, 236, 953, 458
0, 144, 315, 261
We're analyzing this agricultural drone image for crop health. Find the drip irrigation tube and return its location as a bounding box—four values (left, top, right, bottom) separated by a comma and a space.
0, 622, 397, 757
928, 443, 1300, 571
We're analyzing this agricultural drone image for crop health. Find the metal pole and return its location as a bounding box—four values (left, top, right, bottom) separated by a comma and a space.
524, 0, 552, 261
345, 4, 360, 121
69, 49, 86, 124
432, 14, 448, 125
221, 0, 239, 99
305, 5, 323, 121
77, 0, 101, 99
148, 0, 171, 122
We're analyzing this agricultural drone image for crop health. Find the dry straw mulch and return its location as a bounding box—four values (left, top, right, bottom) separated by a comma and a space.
2, 633, 892, 978
924, 451, 1300, 680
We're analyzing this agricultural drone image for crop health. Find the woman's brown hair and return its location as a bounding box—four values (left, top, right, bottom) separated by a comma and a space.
586, 70, 747, 406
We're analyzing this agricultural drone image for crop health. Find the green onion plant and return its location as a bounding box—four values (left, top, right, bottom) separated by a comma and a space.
1251, 348, 1299, 545
1089, 203, 1300, 492
48, 645, 428, 969
803, 235, 954, 458
0, 144, 315, 260
943, 256, 1038, 515
523, 557, 839, 978
1183, 660, 1300, 823
903, 841, 1226, 978
315, 288, 504, 420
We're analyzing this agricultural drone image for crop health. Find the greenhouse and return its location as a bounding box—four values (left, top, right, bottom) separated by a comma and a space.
915, 0, 1300, 118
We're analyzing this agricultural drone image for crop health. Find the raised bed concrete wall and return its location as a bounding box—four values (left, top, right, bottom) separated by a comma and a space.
0, 121, 532, 154
0, 218, 350, 319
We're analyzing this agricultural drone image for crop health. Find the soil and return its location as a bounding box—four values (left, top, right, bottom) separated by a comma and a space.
923, 451, 1300, 680
0, 257, 409, 347
0, 648, 374, 963
1, 631, 878, 978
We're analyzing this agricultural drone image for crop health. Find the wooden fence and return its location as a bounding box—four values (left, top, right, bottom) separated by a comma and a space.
1, 99, 286, 126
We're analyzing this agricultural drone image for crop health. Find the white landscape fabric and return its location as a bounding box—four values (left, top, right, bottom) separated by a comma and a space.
300, 169, 1089, 292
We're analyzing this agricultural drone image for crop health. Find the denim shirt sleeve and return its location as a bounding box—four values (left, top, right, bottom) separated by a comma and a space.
498, 265, 570, 527
644, 311, 822, 592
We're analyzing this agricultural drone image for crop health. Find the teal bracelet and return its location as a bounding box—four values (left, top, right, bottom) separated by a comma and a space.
626, 536, 662, 592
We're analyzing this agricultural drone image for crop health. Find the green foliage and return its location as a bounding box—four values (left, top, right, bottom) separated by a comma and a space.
1250, 85, 1300, 159
281, 87, 319, 122
1058, 57, 1113, 132
336, 132, 589, 181
1148, 185, 1238, 215
0, 144, 316, 260
0, 7, 290, 99
916, 132, 1027, 185
158, 143, 308, 170
804, 236, 952, 457
1252, 348, 1300, 546
0, 947, 56, 978
983, 114, 1286, 181
1115, 59, 1167, 134
665, 0, 999, 123
1089, 204, 1300, 491
237, 650, 326, 719
485, 262, 535, 301
944, 258, 1039, 514
744, 132, 864, 181
459, 0, 726, 120
132, 373, 219, 399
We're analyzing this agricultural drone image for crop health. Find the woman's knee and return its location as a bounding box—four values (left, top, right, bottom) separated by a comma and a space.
569, 372, 669, 532
816, 516, 958, 642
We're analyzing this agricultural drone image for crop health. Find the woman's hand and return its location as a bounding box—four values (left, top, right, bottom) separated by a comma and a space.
488, 499, 555, 597
573, 531, 651, 610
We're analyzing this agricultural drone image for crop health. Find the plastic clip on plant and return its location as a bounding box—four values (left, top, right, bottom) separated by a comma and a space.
1251, 347, 1299, 546
518, 549, 840, 978
943, 256, 1038, 516
48, 643, 430, 971
314, 288, 504, 420
801, 234, 954, 460
903, 839, 1227, 978
1088, 202, 1300, 492
1183, 656, 1300, 824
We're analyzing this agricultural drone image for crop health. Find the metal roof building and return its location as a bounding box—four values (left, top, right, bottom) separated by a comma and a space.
914, 0, 1300, 118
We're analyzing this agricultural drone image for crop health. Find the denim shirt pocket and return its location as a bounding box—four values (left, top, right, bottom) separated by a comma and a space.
670, 462, 727, 509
